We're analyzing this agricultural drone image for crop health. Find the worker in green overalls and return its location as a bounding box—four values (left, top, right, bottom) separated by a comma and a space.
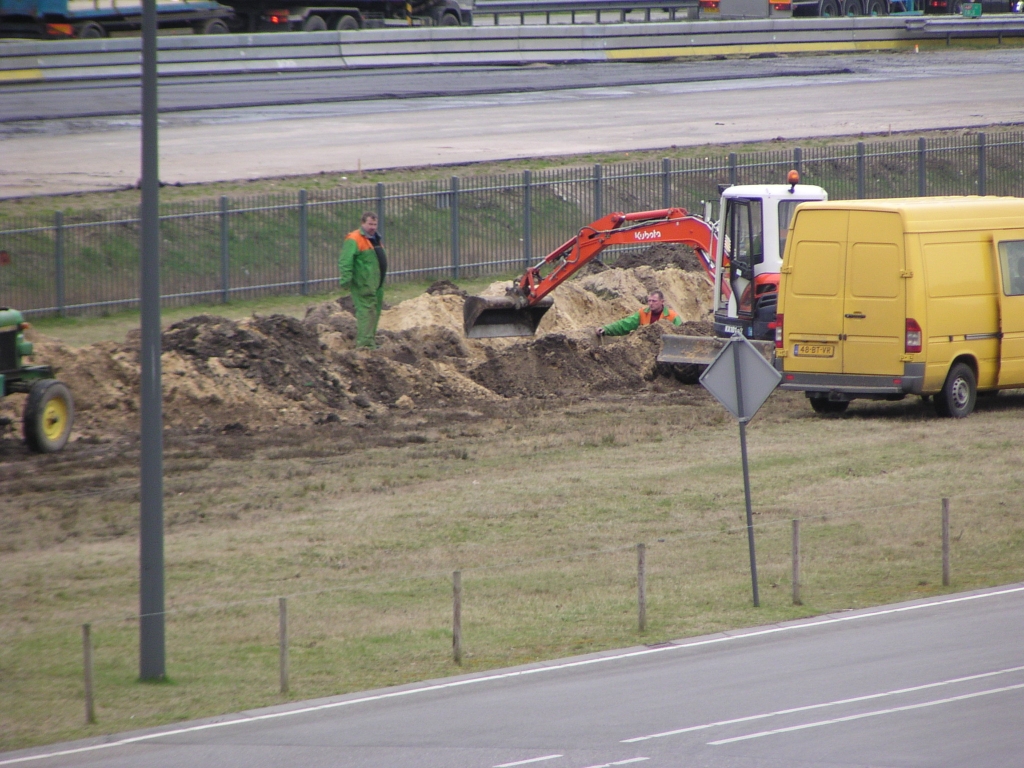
339, 211, 387, 349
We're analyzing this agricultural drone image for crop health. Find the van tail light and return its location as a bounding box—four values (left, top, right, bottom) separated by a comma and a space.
906, 318, 922, 354
774, 314, 784, 349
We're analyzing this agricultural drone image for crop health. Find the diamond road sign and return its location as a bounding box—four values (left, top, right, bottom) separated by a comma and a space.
699, 334, 782, 422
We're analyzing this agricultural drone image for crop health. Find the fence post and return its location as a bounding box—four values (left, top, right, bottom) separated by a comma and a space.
942, 498, 950, 587
279, 597, 289, 694
793, 147, 802, 177
978, 133, 987, 196
918, 137, 927, 197
662, 158, 671, 209
219, 196, 230, 304
728, 153, 738, 186
523, 170, 532, 271
376, 182, 385, 238
54, 211, 65, 318
298, 190, 309, 296
450, 176, 460, 281
792, 519, 802, 606
593, 164, 602, 221
637, 543, 647, 633
856, 142, 866, 200
452, 570, 462, 664
82, 623, 96, 724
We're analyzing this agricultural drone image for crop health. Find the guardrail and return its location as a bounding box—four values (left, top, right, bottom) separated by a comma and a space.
2, 15, 1023, 83
473, 0, 699, 24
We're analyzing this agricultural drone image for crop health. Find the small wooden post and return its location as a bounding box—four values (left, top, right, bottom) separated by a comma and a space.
792, 519, 802, 606
942, 498, 950, 587
637, 543, 647, 633
452, 570, 462, 664
82, 623, 96, 724
278, 597, 289, 695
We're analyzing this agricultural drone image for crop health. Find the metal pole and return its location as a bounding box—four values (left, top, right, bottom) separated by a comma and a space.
450, 176, 460, 281
942, 498, 950, 587
662, 158, 671, 209
856, 142, 866, 200
792, 519, 801, 606
299, 189, 309, 297
918, 137, 927, 197
593, 163, 602, 221
54, 211, 65, 318
452, 570, 462, 664
793, 147, 802, 177
728, 153, 738, 186
978, 133, 987, 197
139, 0, 165, 682
732, 341, 759, 607
637, 543, 647, 633
279, 597, 289, 694
82, 623, 96, 724
523, 170, 532, 271
219, 196, 229, 304
376, 182, 385, 238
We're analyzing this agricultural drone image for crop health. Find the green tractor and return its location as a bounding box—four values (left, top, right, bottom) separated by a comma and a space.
0, 308, 74, 453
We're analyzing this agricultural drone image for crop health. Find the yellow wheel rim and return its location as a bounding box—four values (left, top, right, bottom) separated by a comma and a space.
42, 396, 68, 442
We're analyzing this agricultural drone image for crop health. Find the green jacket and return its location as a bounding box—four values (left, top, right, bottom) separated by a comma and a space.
340, 228, 386, 296
602, 305, 683, 337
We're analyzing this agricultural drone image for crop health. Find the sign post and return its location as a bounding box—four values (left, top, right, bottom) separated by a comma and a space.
699, 334, 781, 608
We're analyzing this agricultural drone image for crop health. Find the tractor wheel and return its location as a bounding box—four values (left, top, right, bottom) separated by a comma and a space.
23, 379, 74, 453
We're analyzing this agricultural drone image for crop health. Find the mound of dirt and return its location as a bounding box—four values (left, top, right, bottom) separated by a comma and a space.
613, 243, 705, 272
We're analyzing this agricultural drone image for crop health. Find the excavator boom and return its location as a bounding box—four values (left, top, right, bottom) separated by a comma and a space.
463, 208, 717, 338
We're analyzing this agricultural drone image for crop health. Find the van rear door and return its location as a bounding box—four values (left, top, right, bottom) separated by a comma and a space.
782, 209, 847, 374
995, 237, 1024, 386
842, 211, 905, 376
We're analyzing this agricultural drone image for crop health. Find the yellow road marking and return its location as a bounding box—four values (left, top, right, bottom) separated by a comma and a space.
0, 69, 44, 82
608, 39, 935, 59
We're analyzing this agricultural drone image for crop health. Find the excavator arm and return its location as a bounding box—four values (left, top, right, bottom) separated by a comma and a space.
464, 208, 718, 338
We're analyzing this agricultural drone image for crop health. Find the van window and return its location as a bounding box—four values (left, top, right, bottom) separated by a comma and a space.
924, 242, 994, 298
998, 241, 1024, 296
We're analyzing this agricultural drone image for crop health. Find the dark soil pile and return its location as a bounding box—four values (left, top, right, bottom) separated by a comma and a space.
613, 243, 704, 272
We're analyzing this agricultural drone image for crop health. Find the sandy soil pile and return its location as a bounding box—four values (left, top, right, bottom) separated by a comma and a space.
4, 246, 715, 440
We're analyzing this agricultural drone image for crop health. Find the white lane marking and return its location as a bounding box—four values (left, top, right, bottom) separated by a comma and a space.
3, 584, 1022, 766
707, 681, 1024, 745
623, 664, 1024, 742
494, 756, 563, 767
580, 758, 651, 767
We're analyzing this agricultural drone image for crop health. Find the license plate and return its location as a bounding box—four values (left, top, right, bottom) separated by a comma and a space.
794, 343, 835, 358
723, 325, 741, 334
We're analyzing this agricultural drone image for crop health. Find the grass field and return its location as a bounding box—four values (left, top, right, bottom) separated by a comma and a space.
2, 377, 1024, 751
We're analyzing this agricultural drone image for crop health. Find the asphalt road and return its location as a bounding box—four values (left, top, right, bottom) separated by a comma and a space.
4, 584, 1024, 767
1, 48, 1023, 197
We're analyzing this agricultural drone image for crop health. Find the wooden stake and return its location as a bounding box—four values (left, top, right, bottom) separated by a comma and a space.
942, 498, 950, 587
792, 519, 802, 606
637, 543, 647, 633
452, 570, 462, 664
279, 597, 289, 695
82, 623, 96, 724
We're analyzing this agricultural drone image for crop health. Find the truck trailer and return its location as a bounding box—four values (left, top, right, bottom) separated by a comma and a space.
0, 0, 234, 37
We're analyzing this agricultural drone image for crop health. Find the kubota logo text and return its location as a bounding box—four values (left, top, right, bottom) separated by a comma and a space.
634, 231, 662, 241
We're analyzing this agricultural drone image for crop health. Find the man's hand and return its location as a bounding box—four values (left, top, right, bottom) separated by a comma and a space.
595, 327, 605, 337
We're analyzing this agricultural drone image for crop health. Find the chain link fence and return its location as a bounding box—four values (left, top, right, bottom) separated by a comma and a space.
2, 131, 1022, 318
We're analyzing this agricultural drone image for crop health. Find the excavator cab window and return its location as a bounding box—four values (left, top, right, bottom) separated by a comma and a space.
724, 198, 763, 317
777, 199, 804, 262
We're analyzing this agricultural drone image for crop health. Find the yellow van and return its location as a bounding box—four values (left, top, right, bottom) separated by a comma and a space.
774, 197, 1024, 417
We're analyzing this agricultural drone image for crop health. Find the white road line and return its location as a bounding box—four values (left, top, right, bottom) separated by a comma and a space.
580, 758, 651, 767
494, 755, 563, 767
622, 664, 1024, 742
3, 584, 1022, 766
707, 681, 1024, 745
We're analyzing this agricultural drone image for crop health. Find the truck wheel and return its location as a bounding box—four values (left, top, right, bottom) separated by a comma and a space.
303, 14, 327, 30
819, 0, 840, 14
809, 397, 849, 414
335, 14, 359, 29
197, 18, 230, 34
842, 0, 862, 14
934, 362, 976, 418
76, 21, 106, 38
439, 11, 461, 24
23, 379, 74, 453
867, 0, 887, 13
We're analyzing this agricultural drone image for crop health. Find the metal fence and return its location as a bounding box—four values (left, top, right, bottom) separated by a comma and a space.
2, 130, 1022, 318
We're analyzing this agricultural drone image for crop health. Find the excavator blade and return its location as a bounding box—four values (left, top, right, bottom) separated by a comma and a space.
463, 296, 554, 338
658, 335, 775, 366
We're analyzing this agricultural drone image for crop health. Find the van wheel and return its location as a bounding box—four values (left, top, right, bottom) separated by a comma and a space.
934, 362, 976, 418
809, 397, 849, 414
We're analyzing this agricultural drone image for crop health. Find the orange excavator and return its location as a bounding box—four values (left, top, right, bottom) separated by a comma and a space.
462, 207, 719, 339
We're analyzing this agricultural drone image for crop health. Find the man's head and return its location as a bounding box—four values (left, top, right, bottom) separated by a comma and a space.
361, 212, 379, 237
647, 290, 665, 313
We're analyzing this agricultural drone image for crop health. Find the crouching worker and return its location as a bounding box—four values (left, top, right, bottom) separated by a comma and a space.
596, 290, 683, 337
340, 212, 387, 349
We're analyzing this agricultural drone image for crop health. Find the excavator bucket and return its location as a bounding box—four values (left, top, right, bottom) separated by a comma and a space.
463, 296, 554, 338
658, 335, 775, 366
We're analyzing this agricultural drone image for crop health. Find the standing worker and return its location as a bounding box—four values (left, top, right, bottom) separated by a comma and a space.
596, 290, 684, 337
340, 212, 387, 349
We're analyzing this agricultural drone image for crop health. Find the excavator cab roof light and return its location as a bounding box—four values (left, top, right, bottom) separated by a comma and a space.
787, 170, 800, 191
